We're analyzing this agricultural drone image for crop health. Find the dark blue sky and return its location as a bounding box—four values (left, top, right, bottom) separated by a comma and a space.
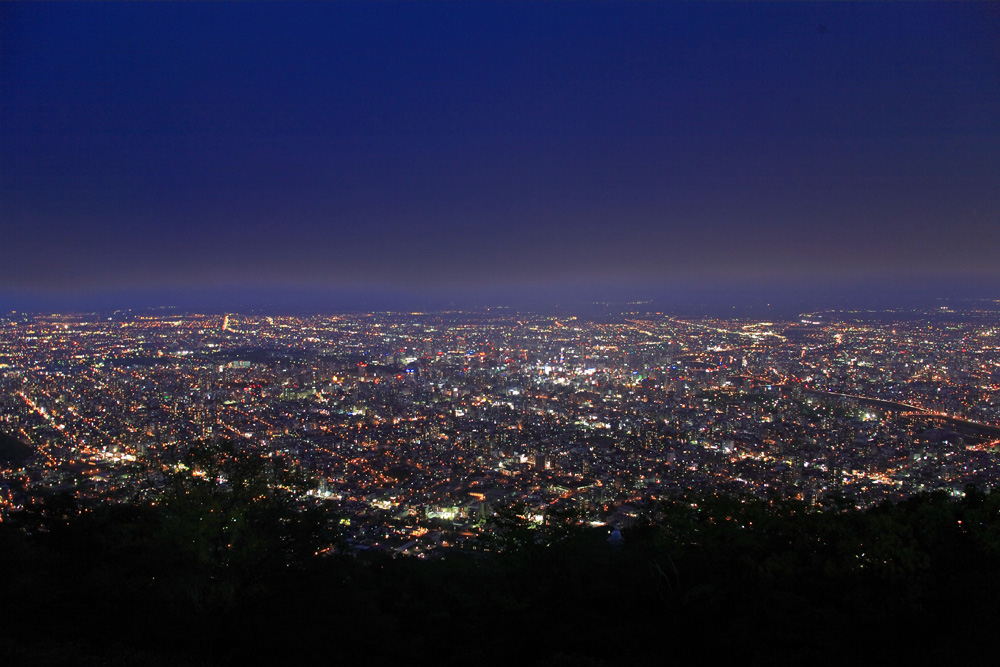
3, 2, 999, 312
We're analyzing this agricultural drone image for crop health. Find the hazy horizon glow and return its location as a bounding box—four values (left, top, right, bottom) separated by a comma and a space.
3, 2, 999, 311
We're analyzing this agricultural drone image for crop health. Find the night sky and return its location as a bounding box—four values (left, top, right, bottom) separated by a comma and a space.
3, 2, 999, 312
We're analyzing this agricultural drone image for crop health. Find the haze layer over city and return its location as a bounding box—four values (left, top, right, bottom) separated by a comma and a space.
3, 3, 998, 313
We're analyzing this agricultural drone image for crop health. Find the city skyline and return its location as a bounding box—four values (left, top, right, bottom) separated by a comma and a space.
3, 2, 999, 312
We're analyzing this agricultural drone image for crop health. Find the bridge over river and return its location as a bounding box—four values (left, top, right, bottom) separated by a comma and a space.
801, 388, 1000, 445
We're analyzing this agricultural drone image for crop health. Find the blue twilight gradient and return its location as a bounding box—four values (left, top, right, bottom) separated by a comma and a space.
2, 2, 999, 311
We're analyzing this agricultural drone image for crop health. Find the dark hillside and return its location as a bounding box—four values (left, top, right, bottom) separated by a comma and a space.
3, 489, 1000, 665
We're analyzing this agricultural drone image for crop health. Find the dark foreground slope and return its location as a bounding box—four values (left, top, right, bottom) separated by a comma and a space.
4, 489, 1000, 666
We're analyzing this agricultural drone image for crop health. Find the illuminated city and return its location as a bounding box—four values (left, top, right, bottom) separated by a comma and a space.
4, 305, 1000, 554
4, 1, 1000, 664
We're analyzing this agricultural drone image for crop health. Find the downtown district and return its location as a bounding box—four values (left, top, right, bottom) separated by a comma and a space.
2, 304, 1000, 556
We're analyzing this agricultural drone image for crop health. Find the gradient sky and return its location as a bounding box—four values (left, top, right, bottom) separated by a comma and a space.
3, 2, 999, 311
